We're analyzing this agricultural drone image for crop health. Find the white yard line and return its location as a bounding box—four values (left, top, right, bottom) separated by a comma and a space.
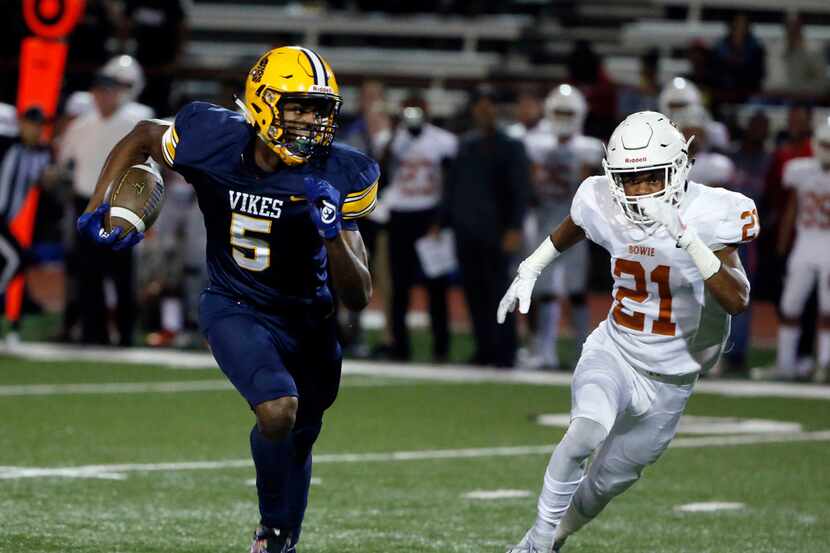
2, 341, 830, 400
2, 430, 829, 481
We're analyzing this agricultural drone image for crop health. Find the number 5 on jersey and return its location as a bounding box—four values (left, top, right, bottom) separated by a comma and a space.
230, 213, 272, 271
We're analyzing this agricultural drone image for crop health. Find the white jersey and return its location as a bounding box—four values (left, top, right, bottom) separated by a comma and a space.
384, 123, 457, 212
706, 120, 730, 151
525, 132, 603, 229
689, 151, 734, 187
59, 104, 144, 198
571, 177, 758, 375
782, 157, 830, 247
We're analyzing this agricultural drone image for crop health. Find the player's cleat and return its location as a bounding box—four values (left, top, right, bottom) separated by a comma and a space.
249, 526, 295, 553
506, 530, 563, 553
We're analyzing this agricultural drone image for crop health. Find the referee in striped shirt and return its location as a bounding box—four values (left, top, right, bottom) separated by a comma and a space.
0, 107, 51, 334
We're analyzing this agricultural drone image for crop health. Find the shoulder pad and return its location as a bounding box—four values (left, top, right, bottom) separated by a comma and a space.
161, 101, 249, 170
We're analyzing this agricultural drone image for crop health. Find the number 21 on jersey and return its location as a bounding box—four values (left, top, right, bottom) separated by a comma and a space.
612, 259, 676, 336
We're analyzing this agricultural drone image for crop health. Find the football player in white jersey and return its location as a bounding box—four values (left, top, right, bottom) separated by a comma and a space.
775, 119, 830, 380
674, 104, 735, 187
498, 111, 757, 552
520, 84, 603, 369
659, 77, 729, 152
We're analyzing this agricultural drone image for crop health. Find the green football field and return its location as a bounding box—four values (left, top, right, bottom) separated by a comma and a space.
0, 350, 828, 553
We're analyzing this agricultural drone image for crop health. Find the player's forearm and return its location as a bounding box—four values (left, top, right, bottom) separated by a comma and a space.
325, 233, 372, 311
84, 121, 166, 213
701, 248, 750, 315
704, 264, 749, 315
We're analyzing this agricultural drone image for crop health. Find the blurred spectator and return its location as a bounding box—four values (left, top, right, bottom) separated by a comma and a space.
760, 104, 816, 371
763, 104, 813, 246
772, 121, 830, 381
121, 0, 187, 116
137, 168, 205, 348
658, 77, 730, 152
98, 55, 155, 120
506, 85, 553, 140
0, 103, 19, 137
768, 15, 828, 98
566, 40, 617, 139
341, 80, 391, 159
385, 94, 457, 362
58, 72, 145, 345
339, 80, 392, 357
711, 14, 766, 103
0, 107, 53, 342
0, 221, 23, 296
617, 48, 660, 118
442, 86, 530, 367
675, 104, 735, 187
723, 111, 771, 375
520, 85, 602, 370
683, 39, 717, 97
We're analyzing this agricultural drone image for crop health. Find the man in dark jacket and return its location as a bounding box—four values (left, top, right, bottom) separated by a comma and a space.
444, 86, 530, 367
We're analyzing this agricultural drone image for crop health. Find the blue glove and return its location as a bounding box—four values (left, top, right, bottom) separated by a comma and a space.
303, 176, 342, 240
76, 203, 145, 251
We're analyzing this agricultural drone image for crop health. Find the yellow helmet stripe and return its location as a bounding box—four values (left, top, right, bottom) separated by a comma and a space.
294, 46, 326, 86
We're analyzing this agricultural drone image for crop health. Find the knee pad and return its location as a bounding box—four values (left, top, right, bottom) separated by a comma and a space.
560, 417, 608, 462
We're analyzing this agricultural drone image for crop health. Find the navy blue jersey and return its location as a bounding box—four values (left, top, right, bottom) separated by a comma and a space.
160, 101, 379, 310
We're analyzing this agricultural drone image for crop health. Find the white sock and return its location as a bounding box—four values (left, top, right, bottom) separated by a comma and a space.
776, 325, 800, 375
531, 418, 606, 546
536, 301, 561, 367
818, 330, 830, 370
531, 475, 583, 545
554, 499, 593, 545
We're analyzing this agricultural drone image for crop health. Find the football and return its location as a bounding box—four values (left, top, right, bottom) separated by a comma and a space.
105, 163, 165, 238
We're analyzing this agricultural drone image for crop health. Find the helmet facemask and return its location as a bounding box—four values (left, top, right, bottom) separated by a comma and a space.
604, 149, 691, 226
246, 88, 341, 166
550, 107, 582, 138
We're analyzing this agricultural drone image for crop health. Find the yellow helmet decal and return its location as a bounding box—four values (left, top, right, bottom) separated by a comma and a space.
240, 46, 341, 166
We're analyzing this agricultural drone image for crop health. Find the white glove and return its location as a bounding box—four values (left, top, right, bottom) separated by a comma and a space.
638, 196, 721, 279
638, 196, 691, 246
497, 239, 559, 324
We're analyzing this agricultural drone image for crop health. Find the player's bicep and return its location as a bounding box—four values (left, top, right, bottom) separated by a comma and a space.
133, 119, 172, 168
550, 215, 586, 251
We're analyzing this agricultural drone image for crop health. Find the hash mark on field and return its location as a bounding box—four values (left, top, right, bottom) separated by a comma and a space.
463, 489, 532, 500
2, 430, 830, 481
674, 502, 745, 513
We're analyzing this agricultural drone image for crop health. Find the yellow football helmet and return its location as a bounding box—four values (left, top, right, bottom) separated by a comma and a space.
236, 46, 341, 165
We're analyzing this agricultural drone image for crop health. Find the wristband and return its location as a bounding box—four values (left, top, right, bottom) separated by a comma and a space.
680, 228, 721, 280
519, 238, 559, 277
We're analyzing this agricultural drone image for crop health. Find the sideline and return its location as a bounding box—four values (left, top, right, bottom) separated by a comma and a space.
2, 342, 830, 400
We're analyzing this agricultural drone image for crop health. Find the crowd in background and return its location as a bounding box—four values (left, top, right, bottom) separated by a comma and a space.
0, 4, 829, 383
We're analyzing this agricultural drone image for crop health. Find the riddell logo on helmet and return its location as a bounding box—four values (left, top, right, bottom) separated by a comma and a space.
626, 157, 647, 163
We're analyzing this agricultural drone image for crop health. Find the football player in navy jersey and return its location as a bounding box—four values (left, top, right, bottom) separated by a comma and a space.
75, 47, 379, 552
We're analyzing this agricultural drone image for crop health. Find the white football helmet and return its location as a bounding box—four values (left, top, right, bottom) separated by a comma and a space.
101, 55, 146, 102
603, 111, 693, 225
544, 84, 587, 138
814, 117, 830, 167
658, 77, 702, 120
